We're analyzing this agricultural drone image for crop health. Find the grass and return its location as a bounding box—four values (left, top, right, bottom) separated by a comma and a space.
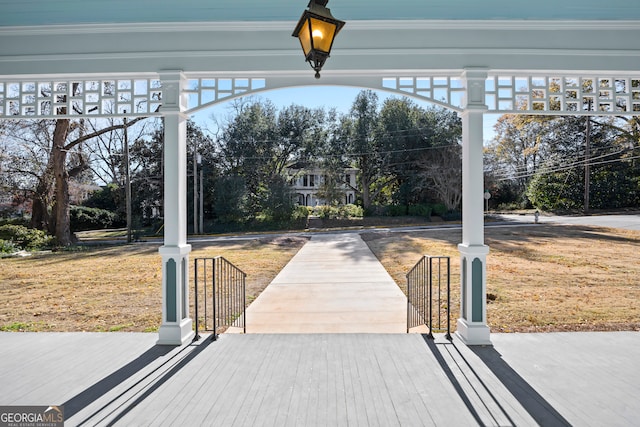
0, 236, 307, 332
363, 224, 640, 332
1, 224, 638, 334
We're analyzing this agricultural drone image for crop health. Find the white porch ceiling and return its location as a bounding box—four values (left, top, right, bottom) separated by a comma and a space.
0, 0, 639, 78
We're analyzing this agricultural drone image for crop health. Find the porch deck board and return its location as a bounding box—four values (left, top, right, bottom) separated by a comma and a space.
1, 331, 639, 426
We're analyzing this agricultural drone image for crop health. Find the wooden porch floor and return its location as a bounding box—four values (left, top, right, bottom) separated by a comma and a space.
1, 331, 638, 426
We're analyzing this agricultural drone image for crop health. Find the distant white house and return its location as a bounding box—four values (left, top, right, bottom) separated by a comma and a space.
286, 166, 358, 206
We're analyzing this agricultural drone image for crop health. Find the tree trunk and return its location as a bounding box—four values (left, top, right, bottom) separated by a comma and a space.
52, 119, 72, 246
30, 159, 55, 233
30, 178, 52, 232
360, 175, 371, 210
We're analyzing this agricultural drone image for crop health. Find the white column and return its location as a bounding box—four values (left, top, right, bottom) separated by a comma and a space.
157, 71, 194, 346
456, 69, 491, 346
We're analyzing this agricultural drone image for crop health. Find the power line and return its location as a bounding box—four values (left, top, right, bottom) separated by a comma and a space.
493, 153, 640, 181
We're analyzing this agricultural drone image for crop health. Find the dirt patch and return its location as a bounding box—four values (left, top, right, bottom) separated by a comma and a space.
259, 235, 310, 247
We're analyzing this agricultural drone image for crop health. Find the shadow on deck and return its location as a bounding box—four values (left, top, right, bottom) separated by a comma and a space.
2, 331, 637, 426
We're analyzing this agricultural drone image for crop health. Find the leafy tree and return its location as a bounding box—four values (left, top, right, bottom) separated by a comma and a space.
526, 115, 639, 211
315, 159, 349, 206
376, 97, 424, 206
375, 99, 463, 210
212, 174, 247, 223
216, 99, 329, 220
83, 183, 122, 212
262, 175, 296, 221
484, 114, 551, 207
218, 99, 278, 213
128, 124, 164, 225
341, 90, 389, 209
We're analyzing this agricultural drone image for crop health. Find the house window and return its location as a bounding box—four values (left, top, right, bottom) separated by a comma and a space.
309, 174, 315, 187
303, 175, 308, 187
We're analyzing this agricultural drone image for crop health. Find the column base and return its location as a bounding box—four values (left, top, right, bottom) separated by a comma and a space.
157, 318, 194, 346
456, 318, 491, 346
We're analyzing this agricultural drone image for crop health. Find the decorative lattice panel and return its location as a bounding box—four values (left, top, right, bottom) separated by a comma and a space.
184, 77, 267, 114
382, 76, 466, 111
0, 78, 162, 119
485, 76, 640, 115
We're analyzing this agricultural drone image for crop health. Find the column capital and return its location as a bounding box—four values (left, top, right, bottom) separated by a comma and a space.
461, 67, 489, 81
159, 244, 192, 257
458, 243, 490, 256
159, 70, 188, 114
461, 67, 489, 110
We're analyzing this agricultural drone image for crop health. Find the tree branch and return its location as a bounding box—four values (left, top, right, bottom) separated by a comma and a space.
63, 116, 148, 151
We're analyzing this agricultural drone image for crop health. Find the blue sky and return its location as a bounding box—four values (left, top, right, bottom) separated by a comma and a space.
192, 85, 499, 142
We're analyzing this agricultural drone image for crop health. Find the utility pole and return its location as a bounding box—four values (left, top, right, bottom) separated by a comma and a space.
584, 106, 591, 213
193, 148, 198, 234
124, 117, 132, 243
199, 155, 204, 234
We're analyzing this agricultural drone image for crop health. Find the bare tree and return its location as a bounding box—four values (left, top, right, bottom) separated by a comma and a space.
48, 117, 147, 245
417, 144, 462, 211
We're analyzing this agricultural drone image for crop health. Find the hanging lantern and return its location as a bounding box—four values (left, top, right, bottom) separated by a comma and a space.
292, 0, 345, 79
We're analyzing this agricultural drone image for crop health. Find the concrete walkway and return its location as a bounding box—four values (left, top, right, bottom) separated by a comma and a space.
244, 233, 407, 333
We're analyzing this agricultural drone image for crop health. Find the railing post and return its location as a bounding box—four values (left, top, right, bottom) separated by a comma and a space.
212, 257, 217, 341
242, 270, 247, 334
407, 255, 451, 339
194, 259, 200, 342
446, 256, 452, 340
194, 256, 246, 340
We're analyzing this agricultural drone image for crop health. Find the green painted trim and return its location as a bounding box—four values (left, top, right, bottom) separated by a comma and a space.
182, 258, 188, 320
166, 259, 177, 323
472, 258, 483, 322
461, 257, 467, 320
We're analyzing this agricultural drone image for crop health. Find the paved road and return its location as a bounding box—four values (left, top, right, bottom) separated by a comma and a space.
78, 213, 640, 247
494, 213, 640, 231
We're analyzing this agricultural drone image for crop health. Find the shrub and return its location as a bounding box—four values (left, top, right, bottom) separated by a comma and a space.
431, 203, 448, 217
363, 205, 387, 217
291, 205, 310, 221
408, 204, 432, 218
0, 218, 28, 227
341, 204, 363, 218
0, 225, 53, 251
442, 210, 462, 221
312, 205, 336, 219
70, 205, 119, 231
386, 205, 408, 217
311, 204, 363, 219
0, 239, 18, 254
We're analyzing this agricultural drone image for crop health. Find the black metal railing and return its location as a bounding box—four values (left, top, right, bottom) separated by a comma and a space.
194, 257, 246, 341
406, 255, 451, 340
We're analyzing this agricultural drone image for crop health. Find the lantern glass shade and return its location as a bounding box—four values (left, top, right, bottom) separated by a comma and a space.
308, 17, 337, 54
292, 1, 345, 78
